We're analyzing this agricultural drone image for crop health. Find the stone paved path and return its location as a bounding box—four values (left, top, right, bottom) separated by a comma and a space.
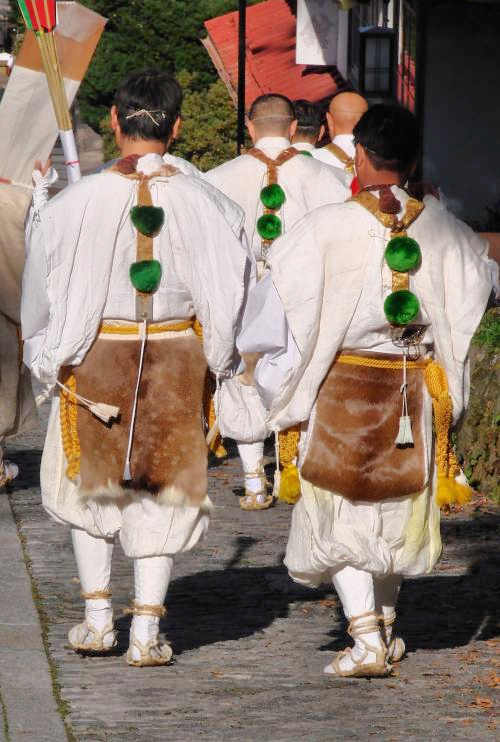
3, 408, 499, 741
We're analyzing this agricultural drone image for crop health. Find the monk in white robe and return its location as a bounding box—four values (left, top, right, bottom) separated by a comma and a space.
0, 182, 39, 487
313, 91, 368, 189
22, 70, 250, 667
206, 93, 348, 510
236, 105, 493, 677
290, 99, 326, 158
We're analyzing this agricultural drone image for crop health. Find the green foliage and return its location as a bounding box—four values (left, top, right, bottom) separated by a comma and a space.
77, 0, 260, 130
99, 71, 240, 170
171, 70, 239, 170
456, 308, 499, 504
472, 307, 500, 350
100, 115, 118, 161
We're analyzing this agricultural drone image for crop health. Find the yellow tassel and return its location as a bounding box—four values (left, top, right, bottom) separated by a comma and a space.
59, 373, 81, 479
424, 361, 473, 508
436, 475, 473, 508
278, 463, 301, 504
278, 426, 301, 503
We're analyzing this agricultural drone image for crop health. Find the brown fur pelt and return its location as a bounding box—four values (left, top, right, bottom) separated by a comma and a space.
300, 354, 426, 501
65, 334, 208, 506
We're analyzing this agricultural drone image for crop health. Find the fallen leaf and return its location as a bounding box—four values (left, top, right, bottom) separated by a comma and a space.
469, 696, 493, 710
483, 671, 500, 688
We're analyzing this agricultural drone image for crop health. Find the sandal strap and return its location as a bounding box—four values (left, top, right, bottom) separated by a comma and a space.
380, 609, 397, 627
347, 611, 380, 638
124, 601, 166, 618
82, 589, 112, 600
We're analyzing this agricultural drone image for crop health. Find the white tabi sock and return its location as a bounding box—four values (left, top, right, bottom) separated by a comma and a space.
329, 565, 385, 672
130, 555, 173, 653
238, 441, 265, 492
71, 528, 114, 628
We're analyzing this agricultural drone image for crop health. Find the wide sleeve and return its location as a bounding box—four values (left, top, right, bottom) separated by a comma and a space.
21, 218, 51, 381
169, 189, 253, 375
236, 273, 300, 410
313, 163, 350, 206
442, 219, 493, 416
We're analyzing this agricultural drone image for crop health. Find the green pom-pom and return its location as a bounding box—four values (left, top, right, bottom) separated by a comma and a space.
130, 205, 165, 236
384, 290, 420, 326
260, 183, 286, 210
256, 213, 282, 241
129, 260, 162, 293
385, 236, 421, 272
299, 150, 313, 157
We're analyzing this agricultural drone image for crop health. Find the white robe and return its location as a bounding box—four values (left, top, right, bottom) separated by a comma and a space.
313, 133, 355, 170
21, 153, 251, 556
236, 187, 493, 584
205, 136, 348, 261
0, 183, 38, 445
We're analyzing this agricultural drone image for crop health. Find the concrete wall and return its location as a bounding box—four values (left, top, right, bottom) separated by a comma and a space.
421, 1, 500, 226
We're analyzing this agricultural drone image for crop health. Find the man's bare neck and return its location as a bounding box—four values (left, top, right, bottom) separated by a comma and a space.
119, 138, 167, 158
358, 171, 401, 189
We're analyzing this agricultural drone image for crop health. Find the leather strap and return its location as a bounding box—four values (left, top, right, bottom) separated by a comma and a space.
246, 146, 300, 184
325, 142, 354, 173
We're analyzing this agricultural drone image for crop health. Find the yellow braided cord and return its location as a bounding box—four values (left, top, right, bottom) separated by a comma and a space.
392, 269, 409, 292
192, 319, 203, 340
338, 354, 430, 370
423, 361, 472, 507
278, 426, 301, 503
100, 319, 194, 335
195, 319, 227, 458
208, 393, 227, 458
59, 373, 81, 479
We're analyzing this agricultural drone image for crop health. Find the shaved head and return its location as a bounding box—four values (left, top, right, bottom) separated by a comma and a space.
248, 94, 295, 138
327, 91, 368, 136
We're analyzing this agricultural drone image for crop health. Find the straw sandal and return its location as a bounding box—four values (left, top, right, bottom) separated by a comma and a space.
239, 468, 274, 511
125, 602, 172, 667
68, 590, 117, 653
324, 611, 391, 678
68, 620, 117, 653
381, 610, 406, 662
0, 460, 19, 487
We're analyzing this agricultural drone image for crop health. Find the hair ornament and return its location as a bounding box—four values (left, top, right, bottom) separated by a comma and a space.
125, 109, 167, 126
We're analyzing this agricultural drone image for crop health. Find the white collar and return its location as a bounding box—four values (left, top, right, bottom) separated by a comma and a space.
136, 152, 165, 174
292, 140, 315, 152
254, 136, 291, 156
332, 134, 355, 156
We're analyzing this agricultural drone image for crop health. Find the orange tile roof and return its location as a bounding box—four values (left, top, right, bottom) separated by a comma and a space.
203, 0, 339, 108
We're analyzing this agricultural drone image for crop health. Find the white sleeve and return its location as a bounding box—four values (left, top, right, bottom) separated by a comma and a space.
21, 219, 51, 382
24, 167, 58, 245
443, 219, 493, 418
237, 273, 300, 410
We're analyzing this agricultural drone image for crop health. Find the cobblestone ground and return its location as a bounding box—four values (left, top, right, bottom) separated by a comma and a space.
5, 408, 499, 741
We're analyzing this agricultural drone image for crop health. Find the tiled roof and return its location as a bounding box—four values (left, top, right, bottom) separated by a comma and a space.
203, 0, 339, 108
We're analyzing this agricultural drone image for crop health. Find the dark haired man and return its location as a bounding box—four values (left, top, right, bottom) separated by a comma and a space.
205, 93, 348, 511
234, 104, 493, 676
22, 69, 251, 667
290, 99, 325, 155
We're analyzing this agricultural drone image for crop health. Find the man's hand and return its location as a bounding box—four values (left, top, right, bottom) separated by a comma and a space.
239, 352, 262, 386
34, 158, 52, 176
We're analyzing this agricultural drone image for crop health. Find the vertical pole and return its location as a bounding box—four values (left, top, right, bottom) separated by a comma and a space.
237, 0, 247, 154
